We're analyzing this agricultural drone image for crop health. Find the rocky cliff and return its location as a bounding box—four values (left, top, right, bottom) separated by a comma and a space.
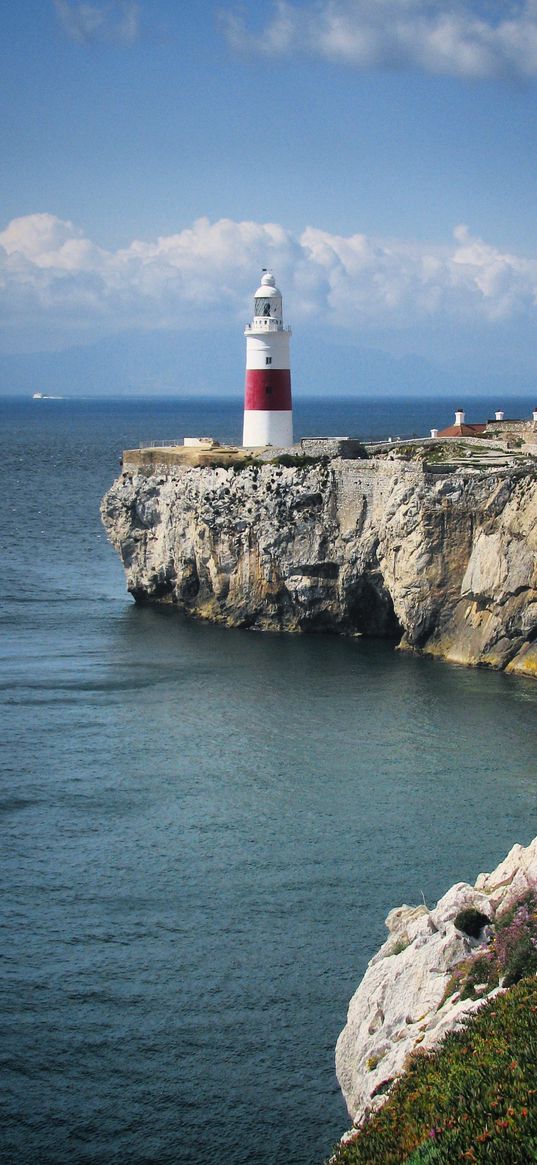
335, 836, 537, 1131
101, 455, 537, 676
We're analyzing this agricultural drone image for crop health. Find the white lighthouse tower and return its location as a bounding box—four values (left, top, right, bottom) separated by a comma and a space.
242, 271, 293, 447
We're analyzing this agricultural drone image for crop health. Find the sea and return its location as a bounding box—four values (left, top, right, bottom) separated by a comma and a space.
2, 393, 537, 1165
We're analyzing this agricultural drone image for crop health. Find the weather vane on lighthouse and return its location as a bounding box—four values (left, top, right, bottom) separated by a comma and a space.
242, 271, 293, 447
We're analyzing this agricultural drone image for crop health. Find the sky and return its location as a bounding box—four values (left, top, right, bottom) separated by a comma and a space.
2, 0, 537, 395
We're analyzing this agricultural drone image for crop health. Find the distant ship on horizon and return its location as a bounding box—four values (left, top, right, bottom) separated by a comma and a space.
32, 392, 63, 400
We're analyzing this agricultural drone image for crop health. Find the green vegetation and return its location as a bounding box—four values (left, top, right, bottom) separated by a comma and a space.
443, 894, 537, 1003
383, 444, 431, 460
378, 441, 461, 462
199, 457, 235, 471
348, 444, 368, 460
330, 977, 537, 1165
195, 456, 260, 472
330, 894, 537, 1165
378, 440, 529, 468
454, 908, 491, 939
230, 456, 264, 473
424, 442, 501, 464
496, 894, 537, 988
203, 455, 266, 473
269, 452, 330, 468
388, 937, 411, 957
379, 442, 495, 464
220, 452, 343, 472
424, 443, 467, 463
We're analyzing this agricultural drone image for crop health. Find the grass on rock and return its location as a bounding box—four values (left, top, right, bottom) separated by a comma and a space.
330, 976, 537, 1165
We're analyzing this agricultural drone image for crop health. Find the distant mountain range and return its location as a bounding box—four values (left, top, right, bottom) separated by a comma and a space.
0, 326, 534, 399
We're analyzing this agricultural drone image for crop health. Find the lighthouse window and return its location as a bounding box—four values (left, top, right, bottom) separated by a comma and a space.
264, 303, 271, 316
265, 357, 272, 365
265, 385, 272, 395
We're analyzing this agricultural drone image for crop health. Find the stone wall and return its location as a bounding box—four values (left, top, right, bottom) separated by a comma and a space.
484, 419, 537, 436
300, 437, 366, 459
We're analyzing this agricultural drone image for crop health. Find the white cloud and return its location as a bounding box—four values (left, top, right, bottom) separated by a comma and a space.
53, 0, 140, 44
221, 0, 537, 79
2, 211, 537, 351
0, 213, 106, 270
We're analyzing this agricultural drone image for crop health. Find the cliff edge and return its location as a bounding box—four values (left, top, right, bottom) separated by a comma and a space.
101, 455, 537, 676
335, 836, 537, 1130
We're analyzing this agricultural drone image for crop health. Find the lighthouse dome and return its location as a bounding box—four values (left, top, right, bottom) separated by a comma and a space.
254, 271, 281, 298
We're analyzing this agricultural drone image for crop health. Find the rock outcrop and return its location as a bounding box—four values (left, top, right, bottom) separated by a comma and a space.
335, 836, 537, 1129
101, 456, 537, 676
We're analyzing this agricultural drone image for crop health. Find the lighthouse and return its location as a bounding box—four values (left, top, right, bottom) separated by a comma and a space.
242, 271, 293, 447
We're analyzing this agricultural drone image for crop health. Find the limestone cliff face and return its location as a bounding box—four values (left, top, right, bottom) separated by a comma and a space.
335, 837, 537, 1129
101, 457, 537, 676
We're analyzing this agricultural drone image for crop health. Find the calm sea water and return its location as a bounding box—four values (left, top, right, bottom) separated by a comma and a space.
2, 395, 537, 1165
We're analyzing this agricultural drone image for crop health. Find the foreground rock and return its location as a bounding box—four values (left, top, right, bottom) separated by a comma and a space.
335, 836, 537, 1128
101, 456, 537, 676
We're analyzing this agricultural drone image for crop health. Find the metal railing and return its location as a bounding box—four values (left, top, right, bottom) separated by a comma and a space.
139, 439, 183, 448
244, 321, 292, 332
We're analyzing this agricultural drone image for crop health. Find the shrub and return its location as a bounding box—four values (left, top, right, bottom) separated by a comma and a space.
384, 937, 410, 957
458, 953, 498, 1000
371, 1077, 395, 1099
454, 908, 491, 938
231, 456, 263, 473
495, 895, 537, 987
503, 936, 537, 987
270, 453, 328, 468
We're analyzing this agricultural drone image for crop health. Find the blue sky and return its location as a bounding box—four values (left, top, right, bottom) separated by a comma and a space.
2, 0, 537, 395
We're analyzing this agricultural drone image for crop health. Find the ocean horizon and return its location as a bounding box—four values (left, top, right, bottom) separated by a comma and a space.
3, 391, 537, 447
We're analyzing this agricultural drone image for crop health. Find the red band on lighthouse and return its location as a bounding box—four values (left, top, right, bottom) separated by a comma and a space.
245, 369, 292, 411
242, 271, 293, 448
